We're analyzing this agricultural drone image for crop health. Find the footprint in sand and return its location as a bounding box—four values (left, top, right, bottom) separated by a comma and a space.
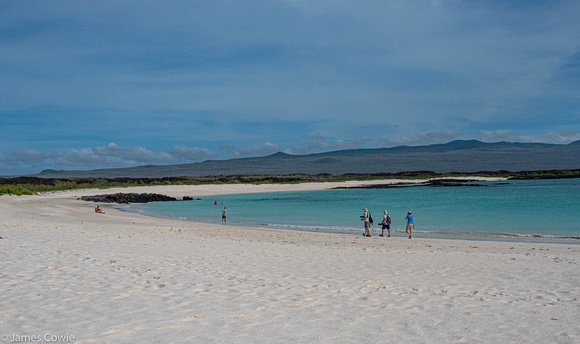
103, 327, 138, 335
230, 313, 256, 319
75, 338, 109, 344
182, 315, 206, 322
157, 324, 186, 331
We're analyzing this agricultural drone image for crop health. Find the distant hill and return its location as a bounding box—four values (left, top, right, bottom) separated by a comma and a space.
32, 140, 580, 178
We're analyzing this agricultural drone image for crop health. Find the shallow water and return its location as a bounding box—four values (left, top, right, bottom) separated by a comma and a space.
132, 179, 580, 239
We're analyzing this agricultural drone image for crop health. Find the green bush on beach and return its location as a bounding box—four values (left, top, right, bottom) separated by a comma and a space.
1, 169, 579, 195
0, 185, 35, 196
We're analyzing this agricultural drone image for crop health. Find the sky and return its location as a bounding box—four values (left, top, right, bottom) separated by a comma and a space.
1, 0, 579, 175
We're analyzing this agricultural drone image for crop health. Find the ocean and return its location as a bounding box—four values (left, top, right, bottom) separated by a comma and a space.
129, 179, 580, 240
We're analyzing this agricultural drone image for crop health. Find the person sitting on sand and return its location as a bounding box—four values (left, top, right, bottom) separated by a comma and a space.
405, 211, 414, 239
380, 210, 391, 237
95, 205, 105, 214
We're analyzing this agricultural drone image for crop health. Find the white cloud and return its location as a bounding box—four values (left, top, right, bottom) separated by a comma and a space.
220, 134, 374, 158
519, 131, 580, 144
219, 142, 285, 158
332, 136, 374, 151
282, 134, 375, 155
482, 130, 580, 144
55, 144, 172, 168
165, 146, 220, 161
286, 134, 330, 155
481, 130, 517, 142
0, 143, 222, 174
387, 131, 461, 147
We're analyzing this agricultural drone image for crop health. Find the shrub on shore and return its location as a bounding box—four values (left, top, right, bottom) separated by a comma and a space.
1, 170, 579, 195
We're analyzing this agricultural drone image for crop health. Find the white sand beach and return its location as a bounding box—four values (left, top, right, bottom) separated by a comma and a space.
1, 181, 578, 343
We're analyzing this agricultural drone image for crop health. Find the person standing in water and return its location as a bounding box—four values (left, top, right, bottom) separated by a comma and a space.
222, 207, 227, 223
405, 211, 414, 239
380, 210, 391, 237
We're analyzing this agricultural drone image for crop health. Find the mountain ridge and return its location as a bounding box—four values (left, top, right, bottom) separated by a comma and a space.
31, 140, 580, 178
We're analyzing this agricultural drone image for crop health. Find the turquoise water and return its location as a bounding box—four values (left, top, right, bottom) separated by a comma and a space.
132, 179, 580, 238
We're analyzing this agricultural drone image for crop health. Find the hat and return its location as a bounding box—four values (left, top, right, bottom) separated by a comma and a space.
384, 210, 388, 214
408, 211, 412, 214
363, 208, 368, 211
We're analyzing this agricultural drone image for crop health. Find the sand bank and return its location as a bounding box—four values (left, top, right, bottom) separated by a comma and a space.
1, 181, 578, 343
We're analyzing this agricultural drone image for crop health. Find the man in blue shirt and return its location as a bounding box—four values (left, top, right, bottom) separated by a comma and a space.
405, 211, 414, 239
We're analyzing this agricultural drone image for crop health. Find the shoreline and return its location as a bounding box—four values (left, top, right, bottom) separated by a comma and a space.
117, 203, 580, 245
99, 177, 579, 245
0, 176, 574, 247
2, 177, 577, 245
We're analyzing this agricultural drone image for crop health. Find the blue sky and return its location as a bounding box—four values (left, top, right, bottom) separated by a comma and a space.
1, 0, 579, 175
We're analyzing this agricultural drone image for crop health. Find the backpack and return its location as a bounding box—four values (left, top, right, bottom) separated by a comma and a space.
386, 215, 391, 225
369, 212, 374, 224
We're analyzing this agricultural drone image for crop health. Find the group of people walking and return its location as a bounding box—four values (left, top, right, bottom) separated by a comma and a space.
361, 208, 414, 239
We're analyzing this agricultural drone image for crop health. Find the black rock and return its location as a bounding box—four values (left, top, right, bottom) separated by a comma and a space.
81, 193, 178, 204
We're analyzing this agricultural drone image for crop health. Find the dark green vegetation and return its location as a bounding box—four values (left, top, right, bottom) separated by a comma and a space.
2, 170, 579, 196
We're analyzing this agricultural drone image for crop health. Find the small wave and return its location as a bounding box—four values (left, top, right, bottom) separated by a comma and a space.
266, 223, 352, 230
